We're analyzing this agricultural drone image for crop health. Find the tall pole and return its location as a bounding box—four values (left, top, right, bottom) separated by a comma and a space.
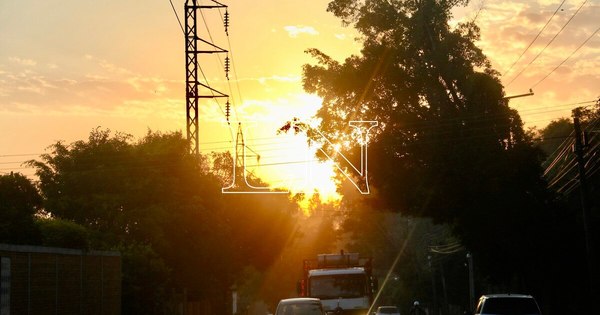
572, 112, 597, 303
466, 252, 475, 312
428, 256, 437, 315
439, 263, 449, 315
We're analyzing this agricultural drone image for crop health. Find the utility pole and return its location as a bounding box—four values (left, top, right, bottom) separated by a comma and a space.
185, 0, 228, 155
428, 256, 438, 315
466, 252, 475, 312
572, 109, 597, 303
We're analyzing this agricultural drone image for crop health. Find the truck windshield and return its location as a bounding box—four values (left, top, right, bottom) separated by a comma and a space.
309, 274, 367, 299
276, 303, 323, 315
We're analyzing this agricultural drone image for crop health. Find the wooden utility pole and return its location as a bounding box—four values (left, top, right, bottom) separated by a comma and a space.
466, 252, 475, 311
572, 110, 597, 302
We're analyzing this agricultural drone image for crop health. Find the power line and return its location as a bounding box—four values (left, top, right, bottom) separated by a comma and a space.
506, 0, 589, 87
545, 117, 600, 192
544, 137, 575, 177
3, 96, 597, 174
502, 0, 567, 77
3, 100, 595, 159
531, 25, 600, 89
560, 153, 600, 194
168, 0, 185, 34
0, 153, 44, 158
0, 135, 295, 159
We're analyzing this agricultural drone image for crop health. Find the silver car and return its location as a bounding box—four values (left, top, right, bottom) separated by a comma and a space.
275, 298, 326, 315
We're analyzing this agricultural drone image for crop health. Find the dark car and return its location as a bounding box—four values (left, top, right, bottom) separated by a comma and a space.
275, 298, 325, 315
474, 294, 541, 315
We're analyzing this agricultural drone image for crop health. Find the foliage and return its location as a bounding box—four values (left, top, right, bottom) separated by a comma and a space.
536, 117, 572, 157
35, 217, 90, 249
0, 172, 41, 244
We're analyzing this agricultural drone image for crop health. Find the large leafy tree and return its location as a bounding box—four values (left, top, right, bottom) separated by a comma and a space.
302, 0, 565, 305
29, 128, 303, 313
28, 129, 232, 313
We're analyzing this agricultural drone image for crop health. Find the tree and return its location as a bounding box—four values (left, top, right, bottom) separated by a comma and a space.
303, 0, 533, 218
28, 129, 234, 314
537, 118, 572, 157
28, 128, 305, 314
301, 0, 565, 309
0, 172, 41, 244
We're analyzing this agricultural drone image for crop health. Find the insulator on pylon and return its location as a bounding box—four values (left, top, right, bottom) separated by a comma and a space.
225, 99, 231, 124
224, 56, 230, 80
224, 10, 230, 35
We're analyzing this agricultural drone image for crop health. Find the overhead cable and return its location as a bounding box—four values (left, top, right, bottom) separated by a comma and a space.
531, 25, 600, 89
506, 0, 589, 87
503, 0, 567, 77
168, 0, 185, 34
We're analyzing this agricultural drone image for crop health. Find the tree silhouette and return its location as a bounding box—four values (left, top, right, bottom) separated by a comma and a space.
27, 128, 303, 313
302, 0, 565, 305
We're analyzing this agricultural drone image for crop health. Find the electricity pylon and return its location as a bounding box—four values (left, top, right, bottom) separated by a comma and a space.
185, 0, 228, 155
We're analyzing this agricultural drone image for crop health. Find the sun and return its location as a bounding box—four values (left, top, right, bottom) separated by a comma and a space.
243, 124, 342, 206
235, 93, 342, 207
197, 89, 343, 207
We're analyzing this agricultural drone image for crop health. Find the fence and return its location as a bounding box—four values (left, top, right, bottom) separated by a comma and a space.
0, 244, 120, 315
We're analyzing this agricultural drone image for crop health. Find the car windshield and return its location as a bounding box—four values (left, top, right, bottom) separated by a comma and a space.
276, 303, 323, 315
481, 297, 540, 314
309, 274, 367, 299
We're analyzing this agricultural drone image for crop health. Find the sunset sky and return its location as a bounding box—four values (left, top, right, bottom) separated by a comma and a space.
1, 0, 598, 198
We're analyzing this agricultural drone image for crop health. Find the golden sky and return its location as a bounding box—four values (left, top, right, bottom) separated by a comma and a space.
0, 0, 598, 198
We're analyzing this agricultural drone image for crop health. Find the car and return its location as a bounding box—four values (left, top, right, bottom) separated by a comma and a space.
474, 294, 541, 315
375, 305, 400, 315
275, 298, 326, 315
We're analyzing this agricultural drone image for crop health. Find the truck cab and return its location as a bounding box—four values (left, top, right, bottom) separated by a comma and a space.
299, 252, 377, 315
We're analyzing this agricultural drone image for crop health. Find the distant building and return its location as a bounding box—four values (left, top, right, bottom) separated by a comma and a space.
0, 244, 120, 315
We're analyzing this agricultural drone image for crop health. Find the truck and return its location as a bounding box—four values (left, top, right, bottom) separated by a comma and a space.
298, 251, 377, 315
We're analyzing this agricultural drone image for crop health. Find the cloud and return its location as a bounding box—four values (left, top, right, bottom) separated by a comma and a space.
255, 75, 301, 85
469, 0, 600, 127
283, 25, 319, 38
9, 57, 37, 66
0, 55, 183, 117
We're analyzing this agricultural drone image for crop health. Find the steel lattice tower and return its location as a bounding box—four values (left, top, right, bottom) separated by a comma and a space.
185, 0, 228, 155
